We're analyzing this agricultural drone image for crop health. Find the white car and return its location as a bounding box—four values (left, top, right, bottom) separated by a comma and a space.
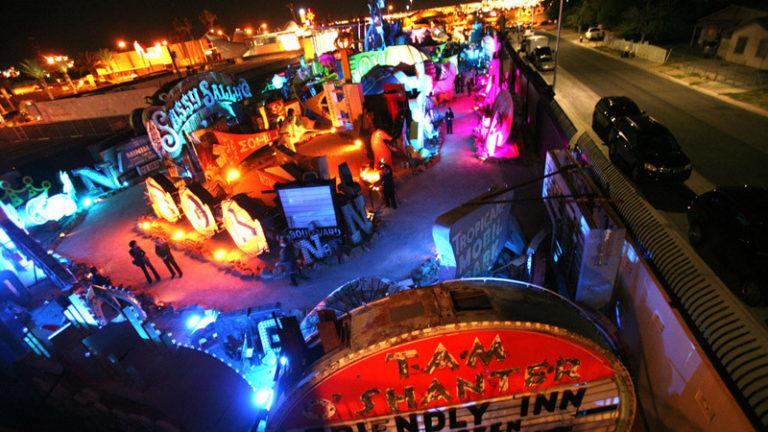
585, 27, 605, 41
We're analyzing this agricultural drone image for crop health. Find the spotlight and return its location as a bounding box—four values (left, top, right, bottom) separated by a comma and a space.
214, 249, 227, 261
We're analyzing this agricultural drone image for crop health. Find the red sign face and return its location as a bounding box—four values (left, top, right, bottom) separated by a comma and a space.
211, 129, 278, 165
273, 328, 619, 430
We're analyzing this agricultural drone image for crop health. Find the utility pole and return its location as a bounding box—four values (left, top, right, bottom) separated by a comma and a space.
552, 0, 564, 91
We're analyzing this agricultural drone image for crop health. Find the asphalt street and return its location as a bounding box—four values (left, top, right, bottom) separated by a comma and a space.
548, 35, 768, 222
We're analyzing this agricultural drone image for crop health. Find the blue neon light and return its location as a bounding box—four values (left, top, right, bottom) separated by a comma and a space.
185, 314, 202, 330
253, 388, 274, 410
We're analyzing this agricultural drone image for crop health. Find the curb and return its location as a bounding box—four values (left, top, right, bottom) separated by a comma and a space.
571, 36, 768, 119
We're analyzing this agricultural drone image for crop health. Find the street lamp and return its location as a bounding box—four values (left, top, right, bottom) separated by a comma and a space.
261, 23, 268, 33
245, 27, 253, 36
117, 40, 127, 50
552, 0, 564, 91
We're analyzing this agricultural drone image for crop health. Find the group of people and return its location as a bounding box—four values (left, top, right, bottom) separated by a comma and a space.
129, 239, 183, 284
455, 71, 478, 97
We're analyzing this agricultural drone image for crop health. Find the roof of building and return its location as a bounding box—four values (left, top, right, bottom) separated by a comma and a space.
697, 4, 768, 28
748, 16, 768, 31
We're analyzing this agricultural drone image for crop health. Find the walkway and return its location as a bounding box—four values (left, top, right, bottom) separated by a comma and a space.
56, 94, 544, 312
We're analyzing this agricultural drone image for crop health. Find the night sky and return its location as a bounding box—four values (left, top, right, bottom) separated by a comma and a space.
1, 0, 452, 66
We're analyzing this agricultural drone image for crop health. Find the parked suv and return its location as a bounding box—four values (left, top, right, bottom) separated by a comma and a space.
585, 27, 605, 41
592, 96, 642, 141
687, 186, 768, 305
607, 115, 692, 182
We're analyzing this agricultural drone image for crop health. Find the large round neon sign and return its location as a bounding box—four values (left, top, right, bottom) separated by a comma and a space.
145, 175, 181, 223
179, 183, 218, 237
222, 195, 269, 255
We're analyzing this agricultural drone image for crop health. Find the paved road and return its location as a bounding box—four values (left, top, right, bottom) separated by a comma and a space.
550, 36, 768, 216
546, 35, 768, 319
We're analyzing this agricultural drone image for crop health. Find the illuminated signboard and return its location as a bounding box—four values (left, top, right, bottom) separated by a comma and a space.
145, 175, 181, 223
210, 129, 279, 166
222, 195, 269, 255
433, 189, 513, 278
147, 72, 253, 159
276, 183, 338, 231
349, 45, 429, 83
269, 323, 634, 431
179, 183, 218, 237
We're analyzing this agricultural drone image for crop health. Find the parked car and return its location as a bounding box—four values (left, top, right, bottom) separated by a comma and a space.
585, 27, 605, 41
592, 96, 642, 141
687, 186, 768, 305
531, 46, 555, 71
607, 115, 692, 182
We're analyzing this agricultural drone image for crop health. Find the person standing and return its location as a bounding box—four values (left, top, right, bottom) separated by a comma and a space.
466, 74, 474, 96
379, 160, 397, 209
155, 239, 182, 278
129, 240, 160, 284
278, 236, 300, 286
445, 107, 454, 134
88, 266, 111, 286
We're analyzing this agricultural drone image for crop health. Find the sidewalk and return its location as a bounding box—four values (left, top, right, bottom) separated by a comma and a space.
558, 29, 768, 116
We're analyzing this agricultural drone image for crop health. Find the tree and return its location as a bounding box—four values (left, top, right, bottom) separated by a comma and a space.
564, 0, 599, 34
286, 2, 298, 23
76, 51, 99, 77
617, 0, 686, 43
199, 9, 218, 31
19, 59, 53, 100
172, 17, 194, 41
95, 49, 115, 74
55, 62, 77, 94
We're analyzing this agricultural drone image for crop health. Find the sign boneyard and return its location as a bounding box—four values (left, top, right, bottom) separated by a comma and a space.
268, 279, 635, 432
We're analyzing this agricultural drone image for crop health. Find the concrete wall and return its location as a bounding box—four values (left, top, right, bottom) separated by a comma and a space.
616, 240, 754, 431
722, 23, 768, 70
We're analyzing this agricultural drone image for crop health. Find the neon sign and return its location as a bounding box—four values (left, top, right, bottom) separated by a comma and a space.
166, 77, 252, 132
145, 175, 181, 223
222, 196, 269, 255
179, 184, 218, 237
270, 325, 633, 431
147, 72, 253, 159
22, 172, 78, 226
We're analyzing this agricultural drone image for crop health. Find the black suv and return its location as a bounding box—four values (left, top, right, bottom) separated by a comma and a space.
687, 186, 768, 305
592, 96, 642, 141
607, 115, 692, 182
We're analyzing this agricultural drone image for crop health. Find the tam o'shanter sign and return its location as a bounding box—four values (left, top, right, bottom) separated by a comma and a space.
269, 324, 634, 431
